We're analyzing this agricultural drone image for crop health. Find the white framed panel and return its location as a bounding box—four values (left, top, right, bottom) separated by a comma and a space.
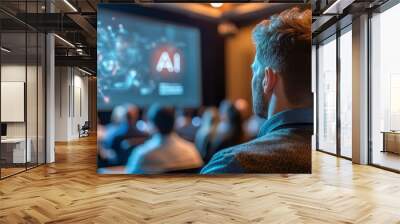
1, 81, 25, 122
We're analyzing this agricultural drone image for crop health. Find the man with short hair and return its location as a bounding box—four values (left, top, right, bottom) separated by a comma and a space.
201, 7, 313, 174
126, 105, 203, 174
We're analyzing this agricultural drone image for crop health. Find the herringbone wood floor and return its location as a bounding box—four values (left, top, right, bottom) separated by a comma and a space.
1, 135, 400, 224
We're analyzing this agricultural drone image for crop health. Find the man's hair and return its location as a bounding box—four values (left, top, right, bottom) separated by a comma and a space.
252, 7, 312, 104
147, 104, 175, 135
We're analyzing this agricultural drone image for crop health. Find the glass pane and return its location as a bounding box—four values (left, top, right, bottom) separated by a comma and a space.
317, 37, 337, 154
38, 33, 45, 165
339, 29, 352, 158
0, 1, 46, 178
27, 31, 38, 169
312, 45, 317, 150
371, 3, 400, 171
26, 0, 39, 169
1, 30, 27, 177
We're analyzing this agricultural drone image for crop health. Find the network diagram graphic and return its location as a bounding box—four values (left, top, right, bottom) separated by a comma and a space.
97, 14, 187, 106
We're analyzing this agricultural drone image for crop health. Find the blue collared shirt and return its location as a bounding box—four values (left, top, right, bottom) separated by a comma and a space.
200, 108, 314, 174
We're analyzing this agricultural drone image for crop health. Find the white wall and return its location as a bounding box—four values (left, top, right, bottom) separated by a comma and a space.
55, 66, 69, 141
55, 67, 89, 141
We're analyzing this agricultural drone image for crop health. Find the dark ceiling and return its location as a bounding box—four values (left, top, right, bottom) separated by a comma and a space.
1, 0, 312, 75
2, 0, 387, 75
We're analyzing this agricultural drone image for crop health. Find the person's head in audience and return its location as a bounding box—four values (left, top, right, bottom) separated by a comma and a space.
147, 104, 175, 136
251, 7, 312, 119
175, 108, 194, 127
175, 108, 199, 142
212, 101, 244, 151
218, 100, 231, 119
126, 104, 140, 126
201, 107, 219, 129
220, 101, 242, 129
234, 98, 251, 121
195, 107, 220, 160
110, 105, 128, 125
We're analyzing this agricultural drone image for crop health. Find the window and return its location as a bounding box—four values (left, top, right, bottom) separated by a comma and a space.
370, 2, 400, 171
317, 36, 337, 154
339, 28, 352, 158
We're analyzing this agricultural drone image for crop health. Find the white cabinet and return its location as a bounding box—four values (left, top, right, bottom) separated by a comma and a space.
1, 138, 32, 163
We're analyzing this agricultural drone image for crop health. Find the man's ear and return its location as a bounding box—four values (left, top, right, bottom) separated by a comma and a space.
263, 67, 277, 94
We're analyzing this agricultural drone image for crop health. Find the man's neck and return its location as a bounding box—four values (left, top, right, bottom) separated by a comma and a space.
267, 95, 312, 120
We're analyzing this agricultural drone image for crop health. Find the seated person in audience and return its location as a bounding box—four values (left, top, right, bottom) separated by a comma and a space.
210, 100, 244, 155
98, 105, 128, 166
243, 114, 265, 140
234, 98, 264, 141
194, 107, 219, 163
175, 108, 199, 142
125, 105, 203, 174
116, 105, 149, 164
100, 104, 148, 166
201, 7, 313, 174
234, 98, 252, 125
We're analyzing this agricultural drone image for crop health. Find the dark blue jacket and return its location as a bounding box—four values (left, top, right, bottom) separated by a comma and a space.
200, 108, 313, 174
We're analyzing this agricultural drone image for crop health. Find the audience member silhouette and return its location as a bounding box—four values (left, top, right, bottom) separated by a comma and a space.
100, 104, 149, 166
125, 105, 203, 174
194, 107, 219, 163
210, 101, 244, 156
175, 108, 199, 142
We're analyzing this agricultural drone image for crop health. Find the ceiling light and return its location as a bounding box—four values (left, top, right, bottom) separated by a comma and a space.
323, 0, 355, 15
1, 47, 11, 53
210, 3, 223, 8
54, 34, 75, 48
78, 67, 92, 76
63, 0, 78, 12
